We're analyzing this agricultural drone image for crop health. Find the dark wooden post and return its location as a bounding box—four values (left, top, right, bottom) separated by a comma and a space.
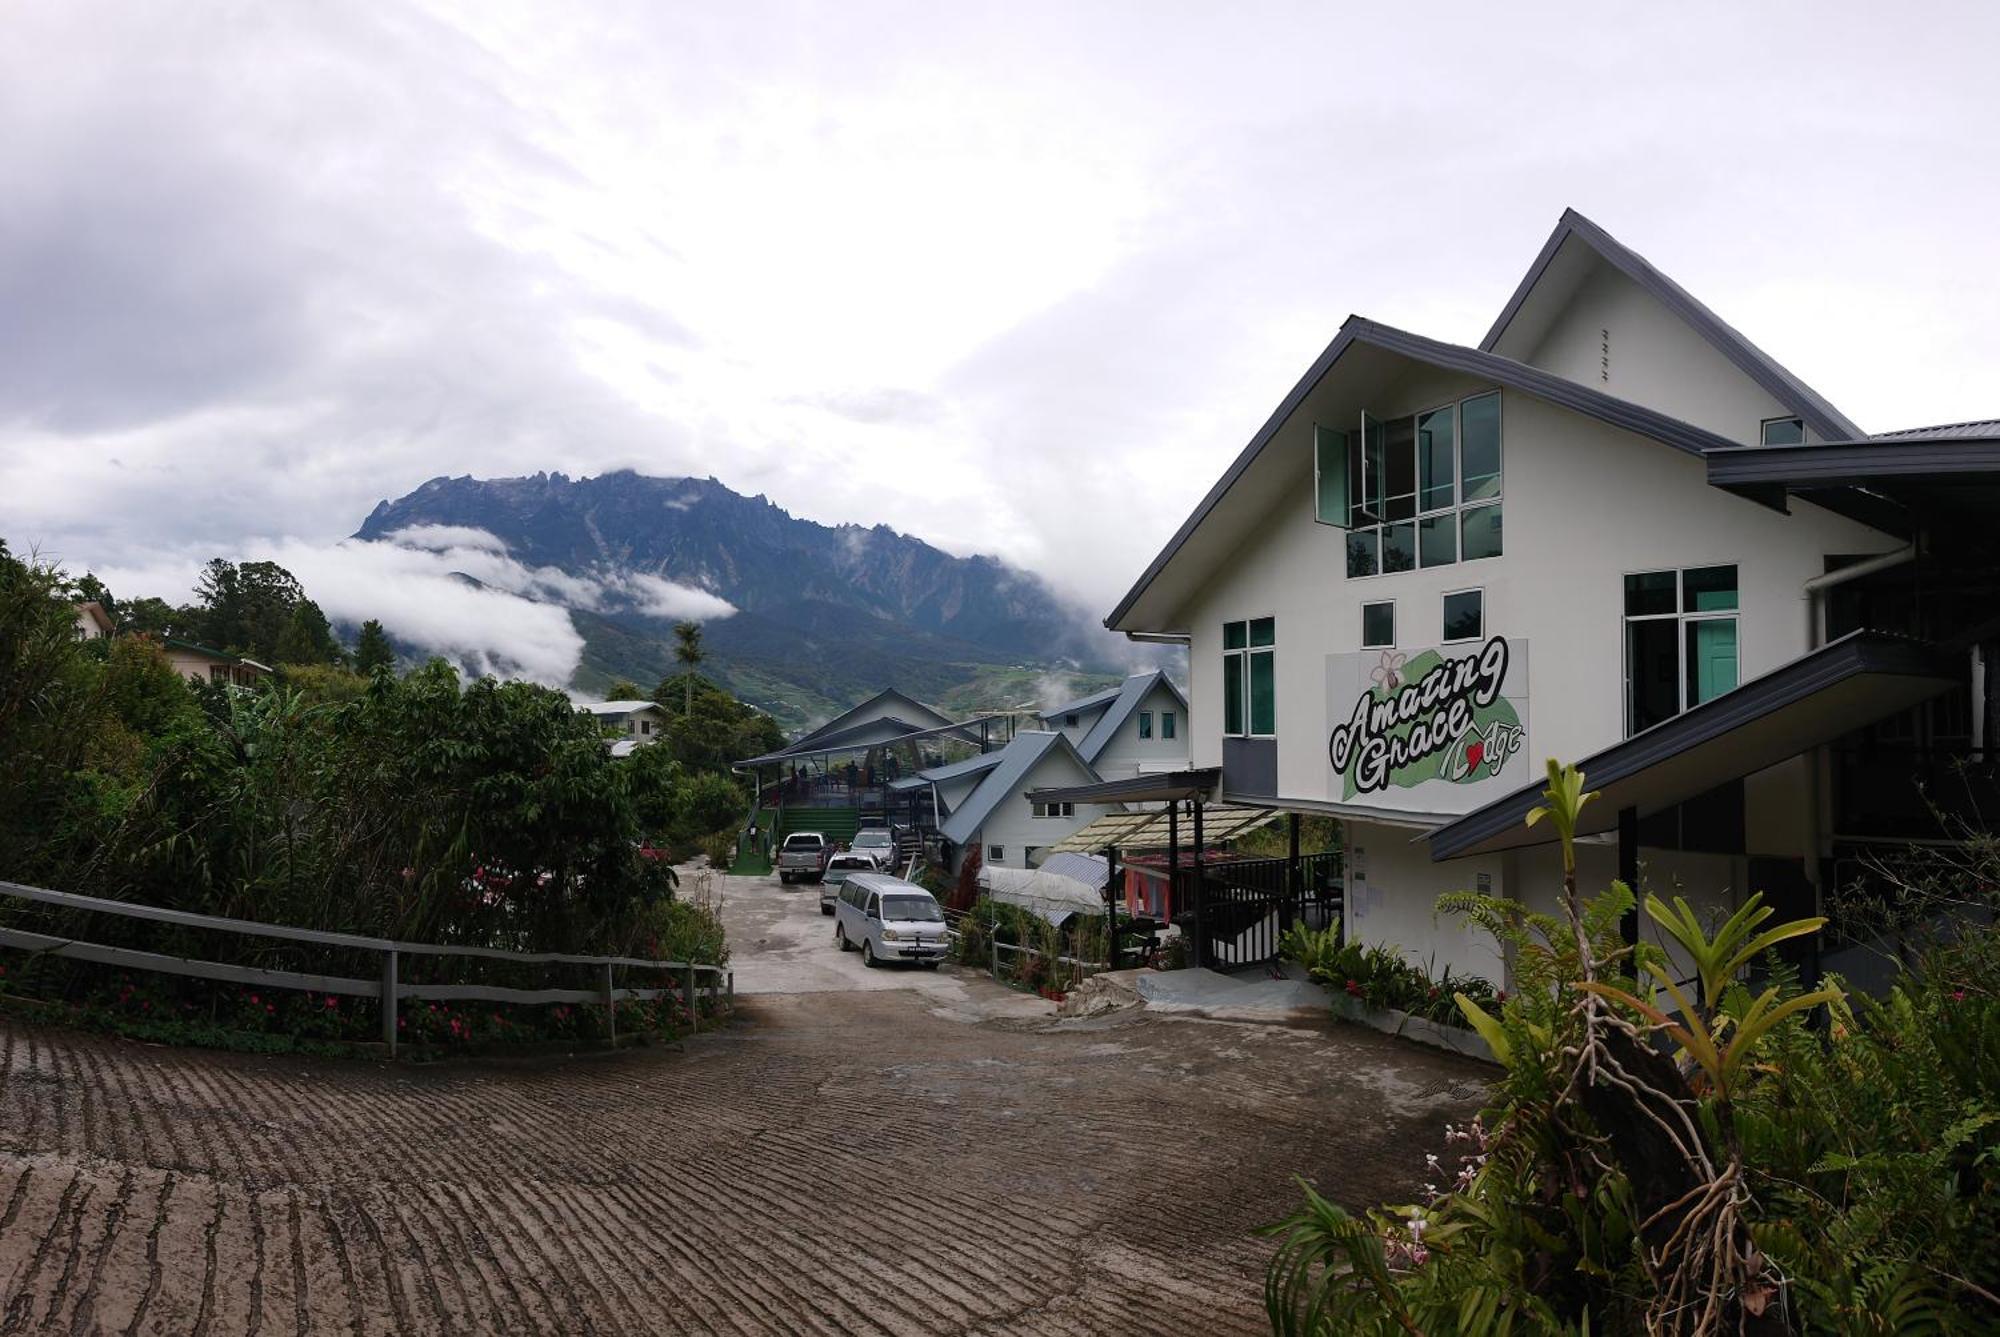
1103, 844, 1120, 970
1618, 805, 1640, 950
1192, 798, 1206, 969
1167, 800, 1180, 926
1284, 811, 1301, 935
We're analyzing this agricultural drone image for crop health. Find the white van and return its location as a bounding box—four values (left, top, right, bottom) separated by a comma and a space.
833, 872, 949, 968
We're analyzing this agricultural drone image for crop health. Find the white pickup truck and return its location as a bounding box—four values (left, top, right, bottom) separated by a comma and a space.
776, 832, 831, 885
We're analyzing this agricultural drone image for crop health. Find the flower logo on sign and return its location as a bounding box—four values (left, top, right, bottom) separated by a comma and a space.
1369, 650, 1407, 694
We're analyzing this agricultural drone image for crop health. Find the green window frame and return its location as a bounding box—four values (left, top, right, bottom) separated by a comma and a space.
1223, 618, 1276, 737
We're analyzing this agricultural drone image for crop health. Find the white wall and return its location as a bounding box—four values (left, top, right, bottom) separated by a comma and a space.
975, 747, 1112, 870
1178, 372, 1896, 851
1089, 680, 1191, 779
1524, 262, 1812, 447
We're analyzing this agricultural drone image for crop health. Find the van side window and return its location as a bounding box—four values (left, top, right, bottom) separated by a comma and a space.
866, 893, 879, 917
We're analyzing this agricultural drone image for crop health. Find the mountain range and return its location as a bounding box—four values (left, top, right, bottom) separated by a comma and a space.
354, 471, 1130, 729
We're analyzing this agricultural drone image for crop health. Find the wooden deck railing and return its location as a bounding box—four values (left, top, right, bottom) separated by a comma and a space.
0, 880, 731, 1056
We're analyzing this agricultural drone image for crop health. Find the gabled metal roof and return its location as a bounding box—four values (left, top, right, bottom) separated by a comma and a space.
938, 731, 1098, 847
790, 688, 956, 750
914, 750, 1008, 785
1075, 671, 1191, 763
1481, 208, 1864, 443
1868, 417, 2000, 443
1105, 316, 1742, 632
1041, 684, 1122, 722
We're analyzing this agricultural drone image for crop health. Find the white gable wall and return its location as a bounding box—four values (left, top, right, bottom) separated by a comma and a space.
1046, 703, 1112, 746
1524, 262, 1812, 446
1178, 375, 1899, 830
1089, 680, 1191, 779
971, 747, 1112, 870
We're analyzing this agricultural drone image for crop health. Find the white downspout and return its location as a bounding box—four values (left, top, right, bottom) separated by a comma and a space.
1800, 541, 1918, 905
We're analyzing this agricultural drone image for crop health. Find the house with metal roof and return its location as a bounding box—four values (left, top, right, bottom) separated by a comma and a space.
158, 637, 272, 688
932, 731, 1120, 875
1100, 206, 1998, 986
576, 699, 671, 756
1069, 670, 1190, 780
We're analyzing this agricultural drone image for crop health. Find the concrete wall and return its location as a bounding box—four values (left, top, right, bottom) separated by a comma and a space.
1089, 680, 1191, 779
1524, 261, 1814, 446
1178, 373, 1897, 841
974, 747, 1114, 871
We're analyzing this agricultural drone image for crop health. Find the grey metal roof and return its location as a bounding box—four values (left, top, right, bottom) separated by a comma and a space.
1026, 767, 1221, 807
914, 750, 1008, 785
577, 699, 658, 717
1041, 684, 1122, 721
1481, 208, 1865, 443
1427, 631, 1957, 861
1868, 418, 2000, 443
1075, 671, 1191, 763
791, 689, 956, 750
1105, 316, 1742, 631
938, 732, 1097, 847
1036, 852, 1109, 891
736, 715, 926, 767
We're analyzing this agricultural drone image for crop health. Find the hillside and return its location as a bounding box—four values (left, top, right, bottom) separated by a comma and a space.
355, 471, 1122, 730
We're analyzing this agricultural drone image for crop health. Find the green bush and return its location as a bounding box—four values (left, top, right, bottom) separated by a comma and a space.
1279, 923, 1497, 1025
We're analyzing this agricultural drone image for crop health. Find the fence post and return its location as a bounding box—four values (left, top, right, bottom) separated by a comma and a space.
603, 962, 617, 1044
381, 949, 398, 1056
682, 963, 698, 1033
726, 970, 734, 1007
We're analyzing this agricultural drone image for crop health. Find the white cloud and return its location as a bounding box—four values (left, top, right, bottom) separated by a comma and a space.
611, 572, 736, 622
381, 524, 510, 553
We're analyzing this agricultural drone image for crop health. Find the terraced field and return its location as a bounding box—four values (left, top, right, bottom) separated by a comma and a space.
0, 886, 1488, 1334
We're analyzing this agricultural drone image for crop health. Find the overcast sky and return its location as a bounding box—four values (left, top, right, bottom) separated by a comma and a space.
6, 1, 1998, 636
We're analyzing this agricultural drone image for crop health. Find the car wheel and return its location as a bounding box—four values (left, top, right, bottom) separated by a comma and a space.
836, 925, 849, 951
778, 873, 790, 885
862, 941, 878, 968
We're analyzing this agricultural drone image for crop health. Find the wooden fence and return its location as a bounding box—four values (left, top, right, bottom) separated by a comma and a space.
0, 879, 731, 1057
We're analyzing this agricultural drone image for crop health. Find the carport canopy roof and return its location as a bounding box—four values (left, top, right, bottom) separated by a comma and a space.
1426, 630, 1960, 861
1046, 803, 1280, 855
1025, 768, 1221, 807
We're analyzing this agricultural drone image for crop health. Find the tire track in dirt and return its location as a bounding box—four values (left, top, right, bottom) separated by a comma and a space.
0, 991, 1487, 1333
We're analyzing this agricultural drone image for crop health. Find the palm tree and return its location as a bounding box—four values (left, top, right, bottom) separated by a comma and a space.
673, 620, 704, 714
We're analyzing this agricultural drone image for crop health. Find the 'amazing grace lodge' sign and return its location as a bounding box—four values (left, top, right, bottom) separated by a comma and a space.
1325, 636, 1530, 812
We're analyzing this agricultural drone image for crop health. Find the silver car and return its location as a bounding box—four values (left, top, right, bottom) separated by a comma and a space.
833, 873, 949, 968
850, 826, 898, 867
820, 851, 885, 915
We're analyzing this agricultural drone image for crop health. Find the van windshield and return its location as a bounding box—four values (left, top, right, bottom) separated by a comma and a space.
881, 896, 942, 922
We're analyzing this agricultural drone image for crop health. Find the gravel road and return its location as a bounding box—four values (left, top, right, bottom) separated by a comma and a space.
0, 871, 1488, 1334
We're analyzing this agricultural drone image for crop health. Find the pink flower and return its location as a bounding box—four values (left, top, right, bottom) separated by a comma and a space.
248, 994, 260, 1005
325, 997, 338, 1009
266, 1004, 276, 1015
1954, 989, 1967, 1002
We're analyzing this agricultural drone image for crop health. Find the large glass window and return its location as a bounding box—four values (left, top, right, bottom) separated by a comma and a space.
1223, 618, 1277, 737
1327, 391, 1502, 576
1624, 565, 1739, 735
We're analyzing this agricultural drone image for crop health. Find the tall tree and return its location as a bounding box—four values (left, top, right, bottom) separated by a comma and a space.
673, 620, 705, 714
275, 598, 341, 665
353, 619, 395, 676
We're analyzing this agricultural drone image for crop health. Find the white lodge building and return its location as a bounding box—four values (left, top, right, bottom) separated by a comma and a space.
1105, 209, 1997, 987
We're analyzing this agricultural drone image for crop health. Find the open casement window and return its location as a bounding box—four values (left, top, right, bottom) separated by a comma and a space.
1343, 392, 1502, 578
1313, 424, 1351, 527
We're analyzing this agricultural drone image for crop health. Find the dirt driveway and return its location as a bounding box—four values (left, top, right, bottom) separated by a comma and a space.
0, 870, 1489, 1334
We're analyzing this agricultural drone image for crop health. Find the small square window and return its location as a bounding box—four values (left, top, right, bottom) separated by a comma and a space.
1064, 713, 1078, 728
1224, 621, 1248, 650
1362, 601, 1395, 648
1760, 416, 1805, 446
988, 845, 1004, 863
1249, 617, 1276, 648
1442, 590, 1483, 643
1138, 711, 1153, 739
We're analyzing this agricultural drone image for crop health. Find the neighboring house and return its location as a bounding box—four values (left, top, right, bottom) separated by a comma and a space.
935, 731, 1118, 874
1071, 670, 1190, 780
1039, 684, 1122, 744
890, 748, 1007, 832
578, 700, 671, 750
1105, 205, 1997, 988
790, 688, 967, 752
160, 638, 272, 687
73, 602, 114, 640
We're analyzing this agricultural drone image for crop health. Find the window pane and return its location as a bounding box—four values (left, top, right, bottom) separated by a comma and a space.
1362, 601, 1395, 647
1249, 616, 1276, 647
1685, 618, 1739, 706
1419, 514, 1457, 567
1138, 711, 1153, 739
1682, 564, 1738, 612
1461, 392, 1502, 500
1249, 650, 1275, 734
1223, 651, 1244, 734
1224, 620, 1247, 650
1162, 711, 1175, 739
1460, 504, 1502, 561
1760, 417, 1805, 446
1627, 619, 1680, 734
1418, 407, 1455, 511
1359, 412, 1385, 524
1383, 522, 1416, 573
1346, 527, 1380, 578
1624, 570, 1676, 617
1443, 590, 1483, 642
1314, 425, 1350, 527
1382, 416, 1416, 521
